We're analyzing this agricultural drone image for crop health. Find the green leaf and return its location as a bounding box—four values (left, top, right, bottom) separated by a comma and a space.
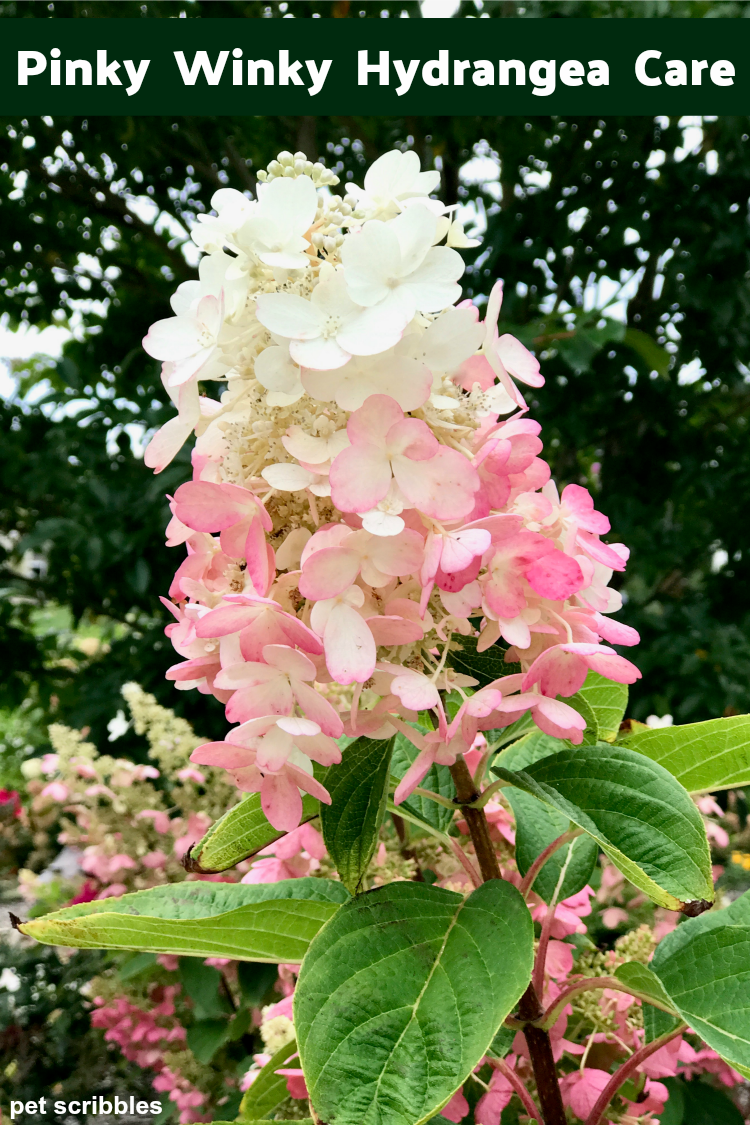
295, 880, 533, 1125
651, 890, 750, 1073
621, 715, 750, 794
186, 792, 320, 873
446, 633, 519, 687
392, 731, 456, 833
227, 1007, 252, 1041
623, 326, 671, 376
494, 729, 566, 772
118, 951, 156, 981
19, 878, 349, 961
660, 1079, 744, 1125
487, 1024, 515, 1060
320, 735, 394, 894
238, 1037, 299, 1120
237, 961, 278, 1007
179, 957, 231, 1019
187, 1018, 230, 1064
568, 671, 628, 742
484, 710, 538, 752
508, 789, 599, 903
613, 961, 679, 1016
492, 745, 713, 911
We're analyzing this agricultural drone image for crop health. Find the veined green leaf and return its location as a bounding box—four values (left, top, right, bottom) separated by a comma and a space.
186, 792, 319, 873
613, 961, 679, 1016
621, 715, 750, 794
238, 1038, 299, 1120
651, 890, 750, 1073
295, 880, 533, 1125
494, 729, 567, 772
568, 671, 628, 742
19, 878, 349, 961
392, 731, 456, 834
492, 745, 713, 910
187, 1018, 230, 1064
508, 788, 598, 903
446, 634, 519, 687
320, 736, 394, 894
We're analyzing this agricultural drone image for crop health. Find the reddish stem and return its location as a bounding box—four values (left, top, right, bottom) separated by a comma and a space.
448, 756, 567, 1125
519, 831, 579, 900
488, 1056, 542, 1122
583, 1025, 685, 1125
532, 898, 558, 997
541, 976, 676, 1031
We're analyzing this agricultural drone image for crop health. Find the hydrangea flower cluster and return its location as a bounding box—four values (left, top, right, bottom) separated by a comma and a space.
144, 147, 641, 834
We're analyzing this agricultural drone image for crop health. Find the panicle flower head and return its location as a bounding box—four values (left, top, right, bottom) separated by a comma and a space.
144, 146, 640, 829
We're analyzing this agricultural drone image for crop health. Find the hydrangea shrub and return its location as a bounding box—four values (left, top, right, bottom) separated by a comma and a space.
17, 148, 750, 1125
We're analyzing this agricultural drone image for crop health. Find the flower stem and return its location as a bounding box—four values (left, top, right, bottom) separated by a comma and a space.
583, 1025, 686, 1125
519, 829, 582, 900
488, 1056, 542, 1123
447, 755, 567, 1125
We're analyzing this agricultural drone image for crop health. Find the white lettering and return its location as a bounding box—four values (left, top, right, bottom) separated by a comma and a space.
66, 59, 92, 85
711, 59, 734, 85
665, 59, 687, 86
587, 59, 609, 86
279, 50, 303, 86
18, 51, 46, 85
123, 59, 150, 96
305, 58, 332, 96
530, 58, 555, 96
358, 49, 389, 85
423, 49, 449, 86
635, 49, 662, 86
560, 59, 585, 86
173, 50, 228, 86
499, 59, 525, 85
97, 49, 122, 86
394, 58, 419, 96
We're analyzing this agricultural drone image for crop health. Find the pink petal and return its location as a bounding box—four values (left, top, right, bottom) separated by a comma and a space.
225, 678, 295, 725
532, 696, 587, 742
440, 529, 491, 574
525, 551, 585, 601
190, 742, 255, 769
522, 647, 589, 698
393, 747, 437, 805
385, 417, 438, 461
576, 530, 626, 570
300, 547, 361, 600
593, 614, 640, 647
393, 446, 479, 522
285, 763, 333, 804
174, 481, 254, 533
291, 680, 344, 738
329, 444, 392, 513
366, 615, 424, 645
389, 671, 440, 711
261, 773, 303, 832
262, 645, 317, 680
347, 393, 403, 446
585, 651, 642, 684
495, 334, 544, 387
323, 602, 376, 684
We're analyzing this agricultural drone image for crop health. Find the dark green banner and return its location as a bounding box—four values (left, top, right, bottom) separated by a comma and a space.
1, 16, 749, 114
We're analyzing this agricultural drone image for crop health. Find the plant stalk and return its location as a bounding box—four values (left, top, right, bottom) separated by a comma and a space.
583, 1025, 686, 1125
448, 756, 567, 1125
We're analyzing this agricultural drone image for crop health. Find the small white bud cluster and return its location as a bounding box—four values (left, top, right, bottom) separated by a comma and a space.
257, 149, 340, 186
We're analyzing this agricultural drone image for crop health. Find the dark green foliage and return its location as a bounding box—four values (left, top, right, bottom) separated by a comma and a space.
0, 945, 154, 1118
660, 1077, 744, 1125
